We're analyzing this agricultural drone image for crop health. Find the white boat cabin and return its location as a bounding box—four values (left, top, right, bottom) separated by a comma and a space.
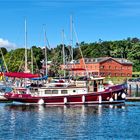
14, 77, 107, 96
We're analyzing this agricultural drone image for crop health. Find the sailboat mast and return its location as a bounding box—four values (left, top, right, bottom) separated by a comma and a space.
70, 15, 73, 63
25, 19, 28, 72
44, 28, 48, 76
31, 47, 33, 74
62, 29, 66, 78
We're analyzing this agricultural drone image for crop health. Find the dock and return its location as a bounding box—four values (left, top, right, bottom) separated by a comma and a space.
126, 97, 140, 102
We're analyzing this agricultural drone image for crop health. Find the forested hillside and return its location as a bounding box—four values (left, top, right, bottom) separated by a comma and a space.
0, 37, 140, 72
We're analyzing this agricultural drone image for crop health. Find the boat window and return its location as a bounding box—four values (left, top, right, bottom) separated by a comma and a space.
45, 90, 52, 94
52, 90, 58, 94
61, 90, 68, 94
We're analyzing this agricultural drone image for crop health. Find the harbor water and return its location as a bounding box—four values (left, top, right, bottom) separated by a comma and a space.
0, 102, 140, 140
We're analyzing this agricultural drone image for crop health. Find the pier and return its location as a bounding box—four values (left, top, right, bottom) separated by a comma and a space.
126, 97, 140, 101
126, 81, 140, 101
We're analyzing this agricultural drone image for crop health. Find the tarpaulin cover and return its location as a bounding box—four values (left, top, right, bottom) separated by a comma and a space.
31, 75, 48, 80
4, 72, 39, 78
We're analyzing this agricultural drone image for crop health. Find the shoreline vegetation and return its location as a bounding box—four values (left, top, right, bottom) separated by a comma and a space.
0, 37, 140, 77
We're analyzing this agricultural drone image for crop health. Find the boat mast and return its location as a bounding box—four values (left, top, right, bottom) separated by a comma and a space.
31, 47, 33, 74
73, 23, 88, 77
70, 15, 73, 63
44, 27, 48, 76
62, 29, 66, 78
25, 19, 28, 72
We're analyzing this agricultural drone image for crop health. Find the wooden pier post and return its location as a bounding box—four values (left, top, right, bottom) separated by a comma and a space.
128, 84, 131, 97
136, 84, 138, 97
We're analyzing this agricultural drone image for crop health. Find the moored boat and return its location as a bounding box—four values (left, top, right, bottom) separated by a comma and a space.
4, 77, 127, 105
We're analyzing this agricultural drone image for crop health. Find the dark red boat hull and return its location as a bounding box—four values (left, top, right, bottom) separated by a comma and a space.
4, 90, 126, 105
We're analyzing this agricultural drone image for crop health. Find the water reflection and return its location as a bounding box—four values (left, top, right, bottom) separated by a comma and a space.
4, 103, 126, 116
2, 103, 140, 139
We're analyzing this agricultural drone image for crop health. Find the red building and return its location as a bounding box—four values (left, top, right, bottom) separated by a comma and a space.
61, 57, 133, 77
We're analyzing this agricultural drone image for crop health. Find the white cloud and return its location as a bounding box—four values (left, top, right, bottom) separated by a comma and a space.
0, 38, 16, 49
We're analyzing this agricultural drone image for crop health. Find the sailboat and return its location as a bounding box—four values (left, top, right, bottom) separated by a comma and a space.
4, 18, 127, 105
4, 20, 39, 87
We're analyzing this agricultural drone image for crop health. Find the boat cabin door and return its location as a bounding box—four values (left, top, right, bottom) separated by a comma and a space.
88, 79, 104, 92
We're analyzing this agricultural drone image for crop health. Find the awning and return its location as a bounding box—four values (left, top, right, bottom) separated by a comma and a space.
4, 72, 39, 78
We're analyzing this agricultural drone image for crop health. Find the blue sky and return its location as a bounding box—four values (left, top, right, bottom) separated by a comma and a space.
0, 0, 140, 49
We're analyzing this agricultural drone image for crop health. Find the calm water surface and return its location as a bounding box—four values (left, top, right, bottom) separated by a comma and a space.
0, 102, 140, 140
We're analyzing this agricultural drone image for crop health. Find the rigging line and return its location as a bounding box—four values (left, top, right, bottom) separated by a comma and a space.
63, 31, 76, 71
34, 57, 39, 74
32, 50, 40, 74
42, 24, 51, 49
63, 32, 73, 59
18, 54, 25, 72
0, 48, 8, 72
7, 51, 14, 68
73, 23, 88, 76
7, 48, 15, 67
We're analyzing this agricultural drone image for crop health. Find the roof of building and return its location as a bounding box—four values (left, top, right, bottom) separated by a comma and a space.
62, 57, 133, 66
78, 57, 133, 65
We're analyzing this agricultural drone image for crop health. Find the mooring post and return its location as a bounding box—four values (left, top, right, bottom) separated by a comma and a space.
136, 84, 138, 97
129, 84, 131, 97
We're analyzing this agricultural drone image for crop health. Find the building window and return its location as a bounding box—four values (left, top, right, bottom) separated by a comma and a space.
115, 73, 117, 76
88, 59, 91, 62
109, 66, 111, 69
121, 66, 123, 70
127, 74, 130, 76
115, 66, 117, 69
121, 73, 123, 76
100, 66, 104, 69
108, 73, 111, 76
127, 66, 130, 70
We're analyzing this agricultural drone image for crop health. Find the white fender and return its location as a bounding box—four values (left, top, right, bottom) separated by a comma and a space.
38, 99, 44, 105
99, 95, 102, 104
114, 93, 118, 100
121, 93, 126, 99
109, 97, 113, 102
82, 95, 85, 103
64, 97, 67, 104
